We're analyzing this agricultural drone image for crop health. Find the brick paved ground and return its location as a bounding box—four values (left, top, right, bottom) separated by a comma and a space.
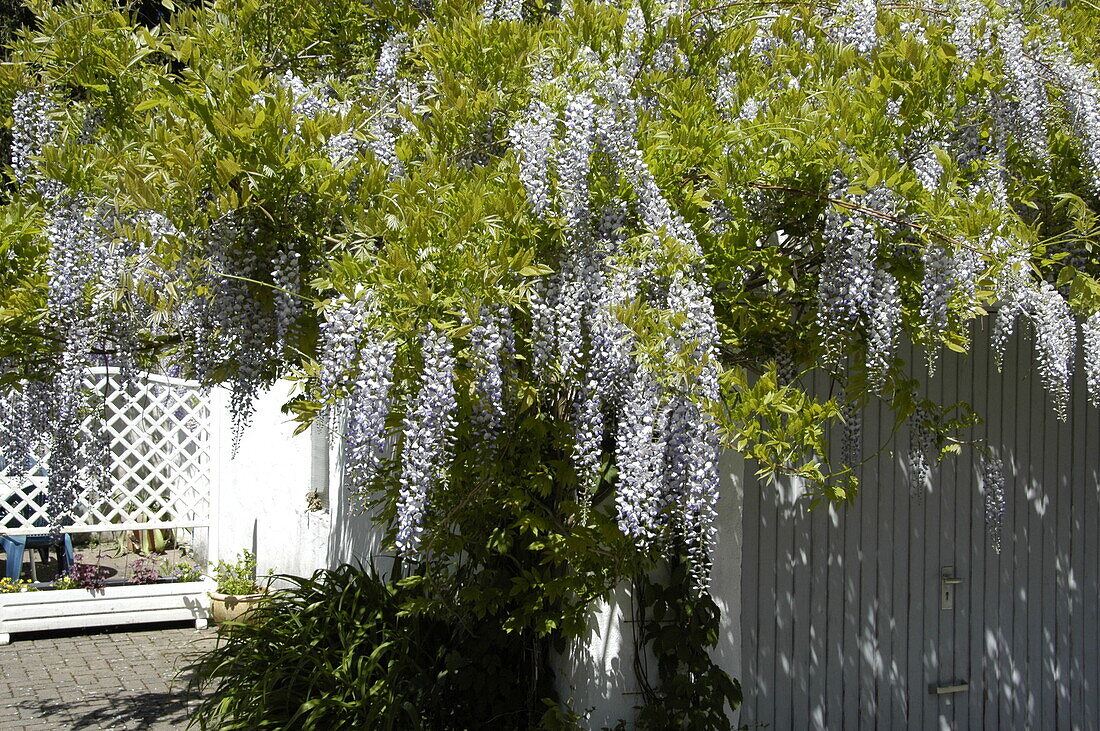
0, 622, 218, 730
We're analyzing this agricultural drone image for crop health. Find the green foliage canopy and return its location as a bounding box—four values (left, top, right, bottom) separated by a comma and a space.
1, 0, 1100, 661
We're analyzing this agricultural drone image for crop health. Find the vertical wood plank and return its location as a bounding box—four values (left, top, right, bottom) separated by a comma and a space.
997, 327, 1018, 725
758, 470, 779, 725
952, 349, 973, 731
1025, 335, 1044, 728
967, 331, 989, 730
761, 468, 778, 725
895, 344, 914, 729
791, 479, 812, 727
981, 326, 1005, 729
1052, 367, 1072, 727
825, 372, 847, 730
842, 449, 862, 730
1007, 327, 1020, 721
740, 465, 761, 723
876, 394, 900, 728
888, 383, 912, 730
1082, 392, 1099, 726
808, 485, 830, 730
825, 500, 845, 729
907, 374, 928, 730
1039, 356, 1056, 728
858, 396, 879, 729
933, 355, 954, 731
773, 476, 795, 731
1008, 330, 1028, 724
1069, 361, 1087, 730
997, 328, 1016, 724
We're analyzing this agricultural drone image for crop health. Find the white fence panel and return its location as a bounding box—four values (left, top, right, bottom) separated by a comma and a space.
0, 368, 213, 535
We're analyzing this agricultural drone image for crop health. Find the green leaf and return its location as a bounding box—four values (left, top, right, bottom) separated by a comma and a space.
517, 264, 553, 277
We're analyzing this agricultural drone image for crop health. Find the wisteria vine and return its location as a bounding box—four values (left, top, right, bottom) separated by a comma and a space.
6, 0, 1100, 585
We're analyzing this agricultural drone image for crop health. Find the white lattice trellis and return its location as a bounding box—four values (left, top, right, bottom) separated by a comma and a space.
0, 369, 213, 535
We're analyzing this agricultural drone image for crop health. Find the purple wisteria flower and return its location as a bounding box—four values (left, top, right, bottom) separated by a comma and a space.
395, 326, 458, 557
344, 340, 398, 498
982, 457, 1005, 554
468, 306, 509, 444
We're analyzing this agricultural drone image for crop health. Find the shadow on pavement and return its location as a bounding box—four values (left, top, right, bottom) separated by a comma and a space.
16, 687, 203, 729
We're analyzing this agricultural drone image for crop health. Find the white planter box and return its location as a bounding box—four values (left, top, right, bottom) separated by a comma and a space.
0, 579, 214, 643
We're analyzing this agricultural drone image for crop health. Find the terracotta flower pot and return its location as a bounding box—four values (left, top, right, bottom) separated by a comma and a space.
209, 590, 265, 626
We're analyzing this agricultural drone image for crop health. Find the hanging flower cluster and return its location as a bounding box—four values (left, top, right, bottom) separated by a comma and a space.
1045, 49, 1100, 194
271, 247, 302, 349
506, 41, 724, 590
993, 278, 1076, 418
907, 407, 934, 500
816, 184, 900, 391
830, 0, 879, 56
997, 14, 1049, 162
344, 340, 398, 500
10, 90, 58, 192
911, 145, 945, 193
982, 456, 1006, 554
318, 296, 399, 500
9, 0, 1100, 588
395, 326, 458, 557
481, 0, 522, 23
1084, 312, 1100, 408
467, 305, 512, 445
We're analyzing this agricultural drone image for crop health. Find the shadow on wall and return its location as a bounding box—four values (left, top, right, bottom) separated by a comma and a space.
325, 435, 390, 579
552, 582, 642, 728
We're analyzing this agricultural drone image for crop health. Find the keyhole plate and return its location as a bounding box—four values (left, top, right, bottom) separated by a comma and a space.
941, 565, 959, 611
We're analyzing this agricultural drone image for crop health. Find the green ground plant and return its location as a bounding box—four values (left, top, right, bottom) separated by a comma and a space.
187, 563, 573, 730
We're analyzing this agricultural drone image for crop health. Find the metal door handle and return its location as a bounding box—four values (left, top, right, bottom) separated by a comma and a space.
930, 681, 969, 695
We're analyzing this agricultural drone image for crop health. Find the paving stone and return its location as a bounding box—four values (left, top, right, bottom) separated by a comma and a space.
0, 623, 217, 729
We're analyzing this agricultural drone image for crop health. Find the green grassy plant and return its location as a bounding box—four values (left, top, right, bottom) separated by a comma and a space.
186, 562, 571, 730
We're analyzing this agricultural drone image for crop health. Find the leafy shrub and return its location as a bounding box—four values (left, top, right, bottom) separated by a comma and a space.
186, 563, 568, 730
212, 550, 258, 595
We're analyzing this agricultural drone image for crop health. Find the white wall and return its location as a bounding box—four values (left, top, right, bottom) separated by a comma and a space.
553, 582, 643, 727
210, 382, 331, 582
551, 449, 746, 728
210, 386, 389, 583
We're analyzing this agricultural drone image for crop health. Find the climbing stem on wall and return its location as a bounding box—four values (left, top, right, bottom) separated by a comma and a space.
632, 558, 742, 729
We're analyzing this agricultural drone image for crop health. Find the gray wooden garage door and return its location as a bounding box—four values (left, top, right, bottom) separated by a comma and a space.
740, 330, 1100, 729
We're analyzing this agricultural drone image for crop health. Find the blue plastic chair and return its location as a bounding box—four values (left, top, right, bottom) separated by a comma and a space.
0, 533, 75, 582
0, 455, 76, 582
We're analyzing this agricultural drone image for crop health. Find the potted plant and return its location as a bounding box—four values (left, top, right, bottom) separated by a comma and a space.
209, 550, 264, 625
